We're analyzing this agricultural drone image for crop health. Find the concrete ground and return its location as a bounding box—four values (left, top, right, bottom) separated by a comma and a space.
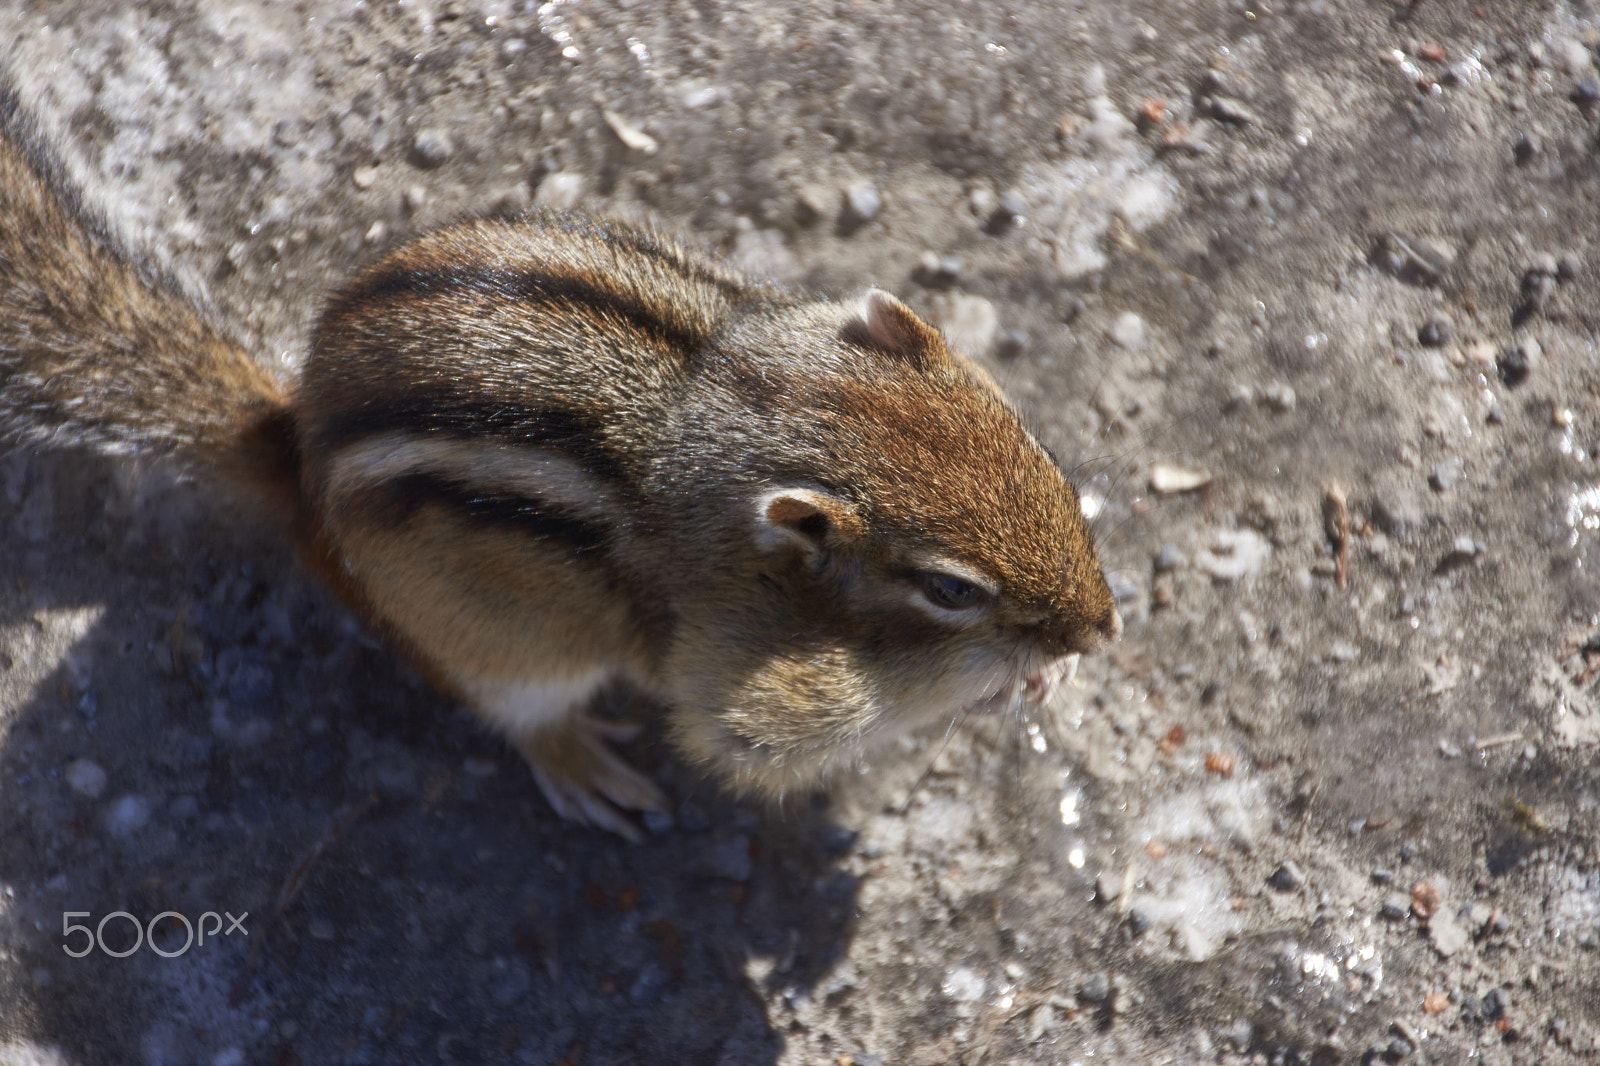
0, 1, 1597, 1063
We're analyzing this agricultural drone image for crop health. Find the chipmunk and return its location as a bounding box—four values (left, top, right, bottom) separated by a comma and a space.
0, 85, 1120, 838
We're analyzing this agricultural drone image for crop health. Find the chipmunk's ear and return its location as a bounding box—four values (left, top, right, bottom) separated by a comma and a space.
754, 487, 865, 555
843, 289, 951, 367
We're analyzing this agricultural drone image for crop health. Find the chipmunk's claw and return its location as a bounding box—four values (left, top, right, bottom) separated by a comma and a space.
514, 712, 665, 842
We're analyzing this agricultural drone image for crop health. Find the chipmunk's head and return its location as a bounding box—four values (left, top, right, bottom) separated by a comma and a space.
664, 290, 1119, 797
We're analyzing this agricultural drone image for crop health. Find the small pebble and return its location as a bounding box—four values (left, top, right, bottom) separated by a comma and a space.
1430, 458, 1464, 491
967, 185, 998, 218
1417, 311, 1453, 346
1572, 74, 1600, 105
351, 165, 380, 190
925, 293, 999, 358
1268, 861, 1305, 892
792, 183, 832, 225
65, 758, 107, 799
1208, 95, 1259, 125
105, 794, 152, 839
1500, 337, 1541, 387
1078, 972, 1110, 1003
410, 128, 456, 169
815, 823, 857, 853
1380, 893, 1412, 920
1436, 535, 1484, 573
1513, 130, 1542, 164
1377, 233, 1455, 285
1327, 641, 1359, 663
841, 179, 883, 226
1154, 543, 1186, 572
1025, 1004, 1059, 1043
1557, 252, 1581, 281
988, 190, 1027, 231
913, 251, 963, 287
1194, 528, 1270, 580
1429, 910, 1469, 956
1553, 36, 1592, 74
1521, 258, 1559, 316
462, 757, 497, 778
1371, 867, 1395, 885
992, 189, 1030, 222
1110, 311, 1146, 350
628, 964, 667, 1006
1260, 382, 1296, 412
995, 329, 1029, 359
490, 183, 532, 218
941, 966, 986, 1002
1149, 461, 1213, 493
600, 107, 658, 154
535, 171, 587, 211
1372, 492, 1425, 538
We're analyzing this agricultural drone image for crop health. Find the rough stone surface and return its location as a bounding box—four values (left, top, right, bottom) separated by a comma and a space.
1, 3, 1598, 1065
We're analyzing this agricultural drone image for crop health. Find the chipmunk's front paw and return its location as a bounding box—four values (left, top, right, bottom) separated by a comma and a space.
513, 714, 665, 841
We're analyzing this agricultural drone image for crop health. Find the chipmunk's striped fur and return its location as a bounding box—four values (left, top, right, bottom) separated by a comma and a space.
2, 84, 1119, 838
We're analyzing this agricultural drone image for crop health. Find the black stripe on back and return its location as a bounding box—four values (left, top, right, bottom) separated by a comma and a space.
376, 472, 606, 552
594, 223, 748, 298
315, 401, 629, 488
333, 262, 710, 354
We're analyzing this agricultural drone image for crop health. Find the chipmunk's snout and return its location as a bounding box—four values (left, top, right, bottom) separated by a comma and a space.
1098, 606, 1123, 643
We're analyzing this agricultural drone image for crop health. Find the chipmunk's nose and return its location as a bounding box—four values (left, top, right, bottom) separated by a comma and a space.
1035, 604, 1121, 657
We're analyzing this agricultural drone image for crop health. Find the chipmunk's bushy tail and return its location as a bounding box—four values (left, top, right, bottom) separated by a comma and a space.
0, 81, 295, 493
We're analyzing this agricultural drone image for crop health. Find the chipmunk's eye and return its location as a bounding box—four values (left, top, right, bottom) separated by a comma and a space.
917, 571, 990, 611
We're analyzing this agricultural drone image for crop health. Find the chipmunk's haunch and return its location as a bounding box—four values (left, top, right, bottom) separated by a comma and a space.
0, 88, 1120, 838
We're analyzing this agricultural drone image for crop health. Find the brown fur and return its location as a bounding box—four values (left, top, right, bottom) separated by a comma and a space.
0, 88, 1119, 832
